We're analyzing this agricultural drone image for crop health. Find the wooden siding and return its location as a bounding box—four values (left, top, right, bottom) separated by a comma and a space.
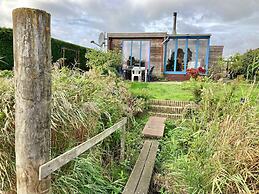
150, 39, 164, 77
209, 46, 224, 68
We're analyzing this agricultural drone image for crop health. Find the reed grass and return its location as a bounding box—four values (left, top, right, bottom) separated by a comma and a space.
155, 81, 259, 193
0, 68, 145, 192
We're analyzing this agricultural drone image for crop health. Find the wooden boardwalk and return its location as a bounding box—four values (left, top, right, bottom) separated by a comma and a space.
123, 116, 166, 194
142, 116, 166, 138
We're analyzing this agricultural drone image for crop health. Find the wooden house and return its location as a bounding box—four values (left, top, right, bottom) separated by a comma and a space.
107, 32, 223, 81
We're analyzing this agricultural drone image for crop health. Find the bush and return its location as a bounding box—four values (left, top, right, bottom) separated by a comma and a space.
227, 49, 259, 80
0, 27, 89, 70
86, 49, 122, 75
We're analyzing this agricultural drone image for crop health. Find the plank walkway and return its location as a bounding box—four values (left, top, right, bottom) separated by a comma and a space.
142, 116, 166, 138
123, 116, 166, 194
122, 140, 159, 194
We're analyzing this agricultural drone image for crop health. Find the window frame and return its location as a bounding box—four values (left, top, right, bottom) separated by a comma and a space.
163, 36, 210, 75
121, 40, 151, 71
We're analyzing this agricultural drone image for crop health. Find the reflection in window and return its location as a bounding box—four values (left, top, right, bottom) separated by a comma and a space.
132, 41, 141, 66
141, 41, 150, 68
122, 40, 150, 68
186, 39, 197, 69
165, 37, 209, 74
176, 39, 186, 72
166, 39, 176, 71
122, 41, 132, 68
198, 39, 207, 69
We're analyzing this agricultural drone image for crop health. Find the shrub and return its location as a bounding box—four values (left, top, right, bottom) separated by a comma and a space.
86, 49, 122, 75
0, 27, 89, 70
227, 49, 259, 80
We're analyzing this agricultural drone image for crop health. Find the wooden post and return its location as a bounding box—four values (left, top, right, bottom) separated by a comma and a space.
120, 124, 126, 162
13, 8, 51, 194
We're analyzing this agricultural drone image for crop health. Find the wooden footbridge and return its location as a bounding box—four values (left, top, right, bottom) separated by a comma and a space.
35, 116, 166, 194
123, 116, 166, 194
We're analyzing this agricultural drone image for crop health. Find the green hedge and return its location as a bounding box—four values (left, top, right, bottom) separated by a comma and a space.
0, 28, 89, 70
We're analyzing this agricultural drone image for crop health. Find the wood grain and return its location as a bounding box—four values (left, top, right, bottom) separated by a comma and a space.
13, 8, 51, 194
39, 118, 127, 180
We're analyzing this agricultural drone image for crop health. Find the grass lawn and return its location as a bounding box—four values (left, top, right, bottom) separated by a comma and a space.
128, 81, 196, 101
128, 81, 259, 102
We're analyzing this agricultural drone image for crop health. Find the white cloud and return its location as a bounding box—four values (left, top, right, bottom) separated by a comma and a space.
0, 0, 259, 55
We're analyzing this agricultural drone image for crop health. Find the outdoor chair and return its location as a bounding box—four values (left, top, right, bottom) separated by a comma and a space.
148, 66, 155, 81
131, 67, 142, 82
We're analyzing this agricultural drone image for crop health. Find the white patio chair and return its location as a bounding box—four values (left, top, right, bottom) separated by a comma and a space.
131, 67, 142, 82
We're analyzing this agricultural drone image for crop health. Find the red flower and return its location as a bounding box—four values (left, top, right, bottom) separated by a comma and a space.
198, 67, 206, 74
187, 67, 206, 78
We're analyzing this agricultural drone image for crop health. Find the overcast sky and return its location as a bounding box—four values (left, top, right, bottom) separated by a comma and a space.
1, 0, 259, 56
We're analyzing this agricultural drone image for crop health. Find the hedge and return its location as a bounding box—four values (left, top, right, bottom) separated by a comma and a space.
0, 27, 89, 70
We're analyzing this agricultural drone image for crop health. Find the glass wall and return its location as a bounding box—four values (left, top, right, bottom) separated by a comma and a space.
141, 41, 150, 69
122, 41, 132, 68
122, 40, 150, 68
187, 39, 197, 69
132, 41, 141, 66
198, 39, 208, 69
164, 36, 210, 74
165, 39, 176, 71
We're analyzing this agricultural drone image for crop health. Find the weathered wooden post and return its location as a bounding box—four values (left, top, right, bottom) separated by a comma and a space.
13, 8, 51, 194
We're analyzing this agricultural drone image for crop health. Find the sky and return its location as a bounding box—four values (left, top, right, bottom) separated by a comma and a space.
0, 0, 259, 56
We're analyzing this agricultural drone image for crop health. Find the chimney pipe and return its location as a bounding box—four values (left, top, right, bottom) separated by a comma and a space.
173, 12, 177, 35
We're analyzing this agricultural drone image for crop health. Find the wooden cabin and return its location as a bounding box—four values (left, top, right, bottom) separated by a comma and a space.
107, 32, 223, 81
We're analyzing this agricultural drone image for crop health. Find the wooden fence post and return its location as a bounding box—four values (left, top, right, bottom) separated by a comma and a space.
120, 123, 126, 162
13, 8, 51, 194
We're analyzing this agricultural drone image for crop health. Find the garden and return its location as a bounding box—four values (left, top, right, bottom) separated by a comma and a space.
0, 38, 258, 193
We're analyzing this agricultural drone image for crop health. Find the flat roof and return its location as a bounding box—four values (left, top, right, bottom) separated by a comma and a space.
168, 33, 211, 37
107, 32, 212, 40
107, 32, 167, 38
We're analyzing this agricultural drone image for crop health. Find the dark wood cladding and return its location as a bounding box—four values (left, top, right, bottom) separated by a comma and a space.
108, 37, 164, 77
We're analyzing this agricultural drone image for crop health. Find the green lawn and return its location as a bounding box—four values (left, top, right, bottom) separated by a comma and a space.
128, 81, 259, 102
128, 82, 196, 101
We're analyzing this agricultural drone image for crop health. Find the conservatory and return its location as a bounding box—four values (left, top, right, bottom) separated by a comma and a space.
163, 34, 211, 75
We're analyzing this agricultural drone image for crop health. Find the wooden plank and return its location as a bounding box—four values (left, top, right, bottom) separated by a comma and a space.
122, 141, 152, 194
39, 117, 127, 180
142, 116, 166, 138
135, 140, 159, 194
120, 124, 126, 162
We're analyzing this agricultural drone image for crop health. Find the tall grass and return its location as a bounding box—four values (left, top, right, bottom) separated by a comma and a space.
155, 81, 259, 193
0, 68, 145, 192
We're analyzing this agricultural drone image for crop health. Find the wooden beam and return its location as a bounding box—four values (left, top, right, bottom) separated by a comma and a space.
135, 141, 159, 194
122, 141, 152, 194
39, 117, 127, 180
120, 124, 126, 162
13, 8, 51, 194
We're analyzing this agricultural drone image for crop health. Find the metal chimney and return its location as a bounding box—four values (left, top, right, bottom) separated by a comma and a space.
173, 12, 177, 34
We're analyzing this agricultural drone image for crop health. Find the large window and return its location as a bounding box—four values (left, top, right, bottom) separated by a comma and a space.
122, 40, 150, 69
164, 36, 210, 74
